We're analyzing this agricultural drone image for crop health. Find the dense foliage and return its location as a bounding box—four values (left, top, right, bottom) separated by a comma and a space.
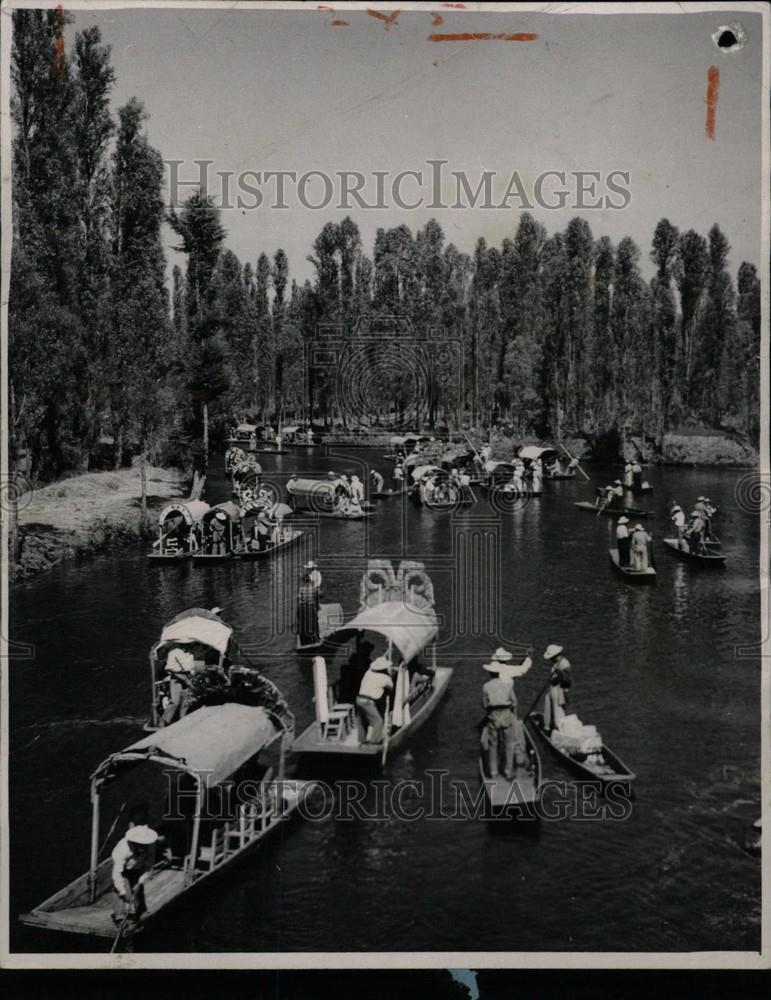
10, 12, 759, 485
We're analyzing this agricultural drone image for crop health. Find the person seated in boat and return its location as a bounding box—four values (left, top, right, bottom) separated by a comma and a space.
340, 639, 375, 703
616, 516, 631, 566
630, 523, 652, 572
543, 644, 572, 733
370, 469, 385, 494
160, 646, 196, 726
481, 649, 527, 780
671, 504, 686, 549
356, 655, 394, 744
545, 458, 561, 478
686, 510, 706, 554
407, 658, 436, 702
297, 572, 321, 645
623, 462, 634, 487
209, 510, 228, 555
631, 461, 643, 488
111, 823, 159, 927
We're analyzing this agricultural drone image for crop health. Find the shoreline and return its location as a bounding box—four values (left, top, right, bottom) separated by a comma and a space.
12, 465, 191, 583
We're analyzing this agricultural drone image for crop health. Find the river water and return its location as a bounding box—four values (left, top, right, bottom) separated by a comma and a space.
9, 448, 762, 953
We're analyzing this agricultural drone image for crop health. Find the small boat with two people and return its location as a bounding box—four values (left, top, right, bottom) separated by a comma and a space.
478, 647, 543, 817
292, 559, 453, 766
236, 503, 301, 560
191, 501, 242, 563
19, 702, 313, 947
609, 518, 656, 584
663, 497, 726, 565
147, 501, 211, 563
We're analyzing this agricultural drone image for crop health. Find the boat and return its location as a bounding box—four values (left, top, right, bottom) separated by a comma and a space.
382, 434, 433, 461
296, 601, 346, 653
410, 464, 474, 509
191, 502, 242, 563
280, 425, 321, 447
478, 722, 543, 817
237, 527, 304, 560
371, 488, 408, 499
286, 477, 373, 519
528, 712, 636, 786
608, 547, 657, 584
662, 537, 727, 565
147, 501, 211, 562
146, 607, 294, 732
520, 445, 576, 480
482, 461, 542, 498
19, 703, 313, 946
574, 500, 649, 518
292, 560, 452, 765
226, 422, 260, 447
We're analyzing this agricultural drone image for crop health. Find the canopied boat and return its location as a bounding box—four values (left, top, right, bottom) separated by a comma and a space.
226, 422, 260, 446
147, 607, 293, 732
191, 502, 242, 563
286, 477, 373, 519
148, 501, 210, 562
410, 464, 471, 508
19, 703, 312, 946
483, 460, 542, 497
383, 434, 433, 461
292, 560, 452, 765
519, 445, 575, 479
236, 510, 304, 560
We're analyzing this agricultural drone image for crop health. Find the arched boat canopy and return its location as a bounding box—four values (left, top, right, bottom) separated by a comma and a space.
281, 425, 300, 435
329, 600, 438, 664
95, 704, 280, 789
159, 607, 234, 655
518, 445, 559, 462
158, 500, 211, 526
410, 464, 446, 482
202, 501, 242, 525
286, 478, 337, 499
236, 423, 258, 434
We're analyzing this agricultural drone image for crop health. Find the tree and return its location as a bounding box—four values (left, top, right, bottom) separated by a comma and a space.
674, 229, 708, 397
650, 219, 680, 430
692, 224, 735, 424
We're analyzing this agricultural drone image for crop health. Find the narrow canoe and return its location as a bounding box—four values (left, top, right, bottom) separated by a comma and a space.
608, 548, 657, 584
662, 537, 727, 565
236, 530, 304, 560
528, 713, 636, 786
147, 551, 190, 564
191, 552, 234, 564
574, 501, 650, 518
478, 723, 543, 816
292, 666, 453, 764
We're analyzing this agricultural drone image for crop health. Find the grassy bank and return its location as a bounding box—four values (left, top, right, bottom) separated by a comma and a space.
13, 465, 189, 582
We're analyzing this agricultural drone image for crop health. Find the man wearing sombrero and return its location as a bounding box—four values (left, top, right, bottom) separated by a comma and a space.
481, 648, 531, 780
543, 644, 572, 733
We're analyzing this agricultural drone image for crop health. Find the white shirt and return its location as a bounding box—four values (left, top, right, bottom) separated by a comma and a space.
616, 524, 629, 539
672, 510, 686, 528
111, 837, 152, 895
359, 669, 393, 700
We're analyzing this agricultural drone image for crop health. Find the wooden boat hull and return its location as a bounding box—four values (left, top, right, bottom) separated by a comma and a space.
18, 780, 314, 942
191, 552, 234, 564
371, 489, 408, 499
292, 666, 453, 763
478, 723, 543, 816
528, 714, 636, 786
662, 537, 726, 565
236, 531, 303, 560
147, 551, 190, 564
608, 548, 656, 584
574, 501, 649, 518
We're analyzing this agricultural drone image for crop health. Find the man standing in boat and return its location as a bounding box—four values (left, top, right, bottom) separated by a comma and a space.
616, 516, 631, 566
297, 571, 321, 646
370, 469, 385, 494
356, 655, 394, 744
481, 649, 528, 779
111, 824, 159, 927
671, 504, 686, 549
543, 644, 572, 733
630, 523, 652, 571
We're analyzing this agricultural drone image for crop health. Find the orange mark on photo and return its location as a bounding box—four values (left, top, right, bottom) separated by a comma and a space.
705, 65, 719, 140
431, 13, 444, 26
51, 4, 66, 79
368, 9, 401, 29
318, 5, 348, 27
428, 32, 539, 42
442, 3, 467, 7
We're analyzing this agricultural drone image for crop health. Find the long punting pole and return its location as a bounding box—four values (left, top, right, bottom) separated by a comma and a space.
150, 650, 158, 728
560, 441, 590, 481
89, 780, 100, 903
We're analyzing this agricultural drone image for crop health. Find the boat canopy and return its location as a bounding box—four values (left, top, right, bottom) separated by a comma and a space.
281, 425, 301, 435
159, 607, 234, 656
236, 423, 258, 434
158, 500, 211, 526
518, 445, 559, 461
329, 600, 438, 664
286, 478, 337, 499
202, 501, 242, 524
410, 464, 446, 482
95, 704, 280, 789
485, 461, 515, 474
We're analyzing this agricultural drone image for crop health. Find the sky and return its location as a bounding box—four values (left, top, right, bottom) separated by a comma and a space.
68, 4, 764, 284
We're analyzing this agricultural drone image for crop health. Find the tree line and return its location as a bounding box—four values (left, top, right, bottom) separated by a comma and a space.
10, 12, 760, 489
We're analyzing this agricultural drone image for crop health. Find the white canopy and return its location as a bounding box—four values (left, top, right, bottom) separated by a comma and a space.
236, 423, 258, 434
518, 445, 558, 461
330, 600, 438, 664
159, 610, 233, 655
159, 500, 211, 526
281, 425, 300, 435
410, 464, 444, 482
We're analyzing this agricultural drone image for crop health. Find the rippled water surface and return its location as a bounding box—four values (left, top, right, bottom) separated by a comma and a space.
9, 450, 762, 953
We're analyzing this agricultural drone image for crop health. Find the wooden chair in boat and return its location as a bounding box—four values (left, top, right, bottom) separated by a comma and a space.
322, 685, 356, 742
